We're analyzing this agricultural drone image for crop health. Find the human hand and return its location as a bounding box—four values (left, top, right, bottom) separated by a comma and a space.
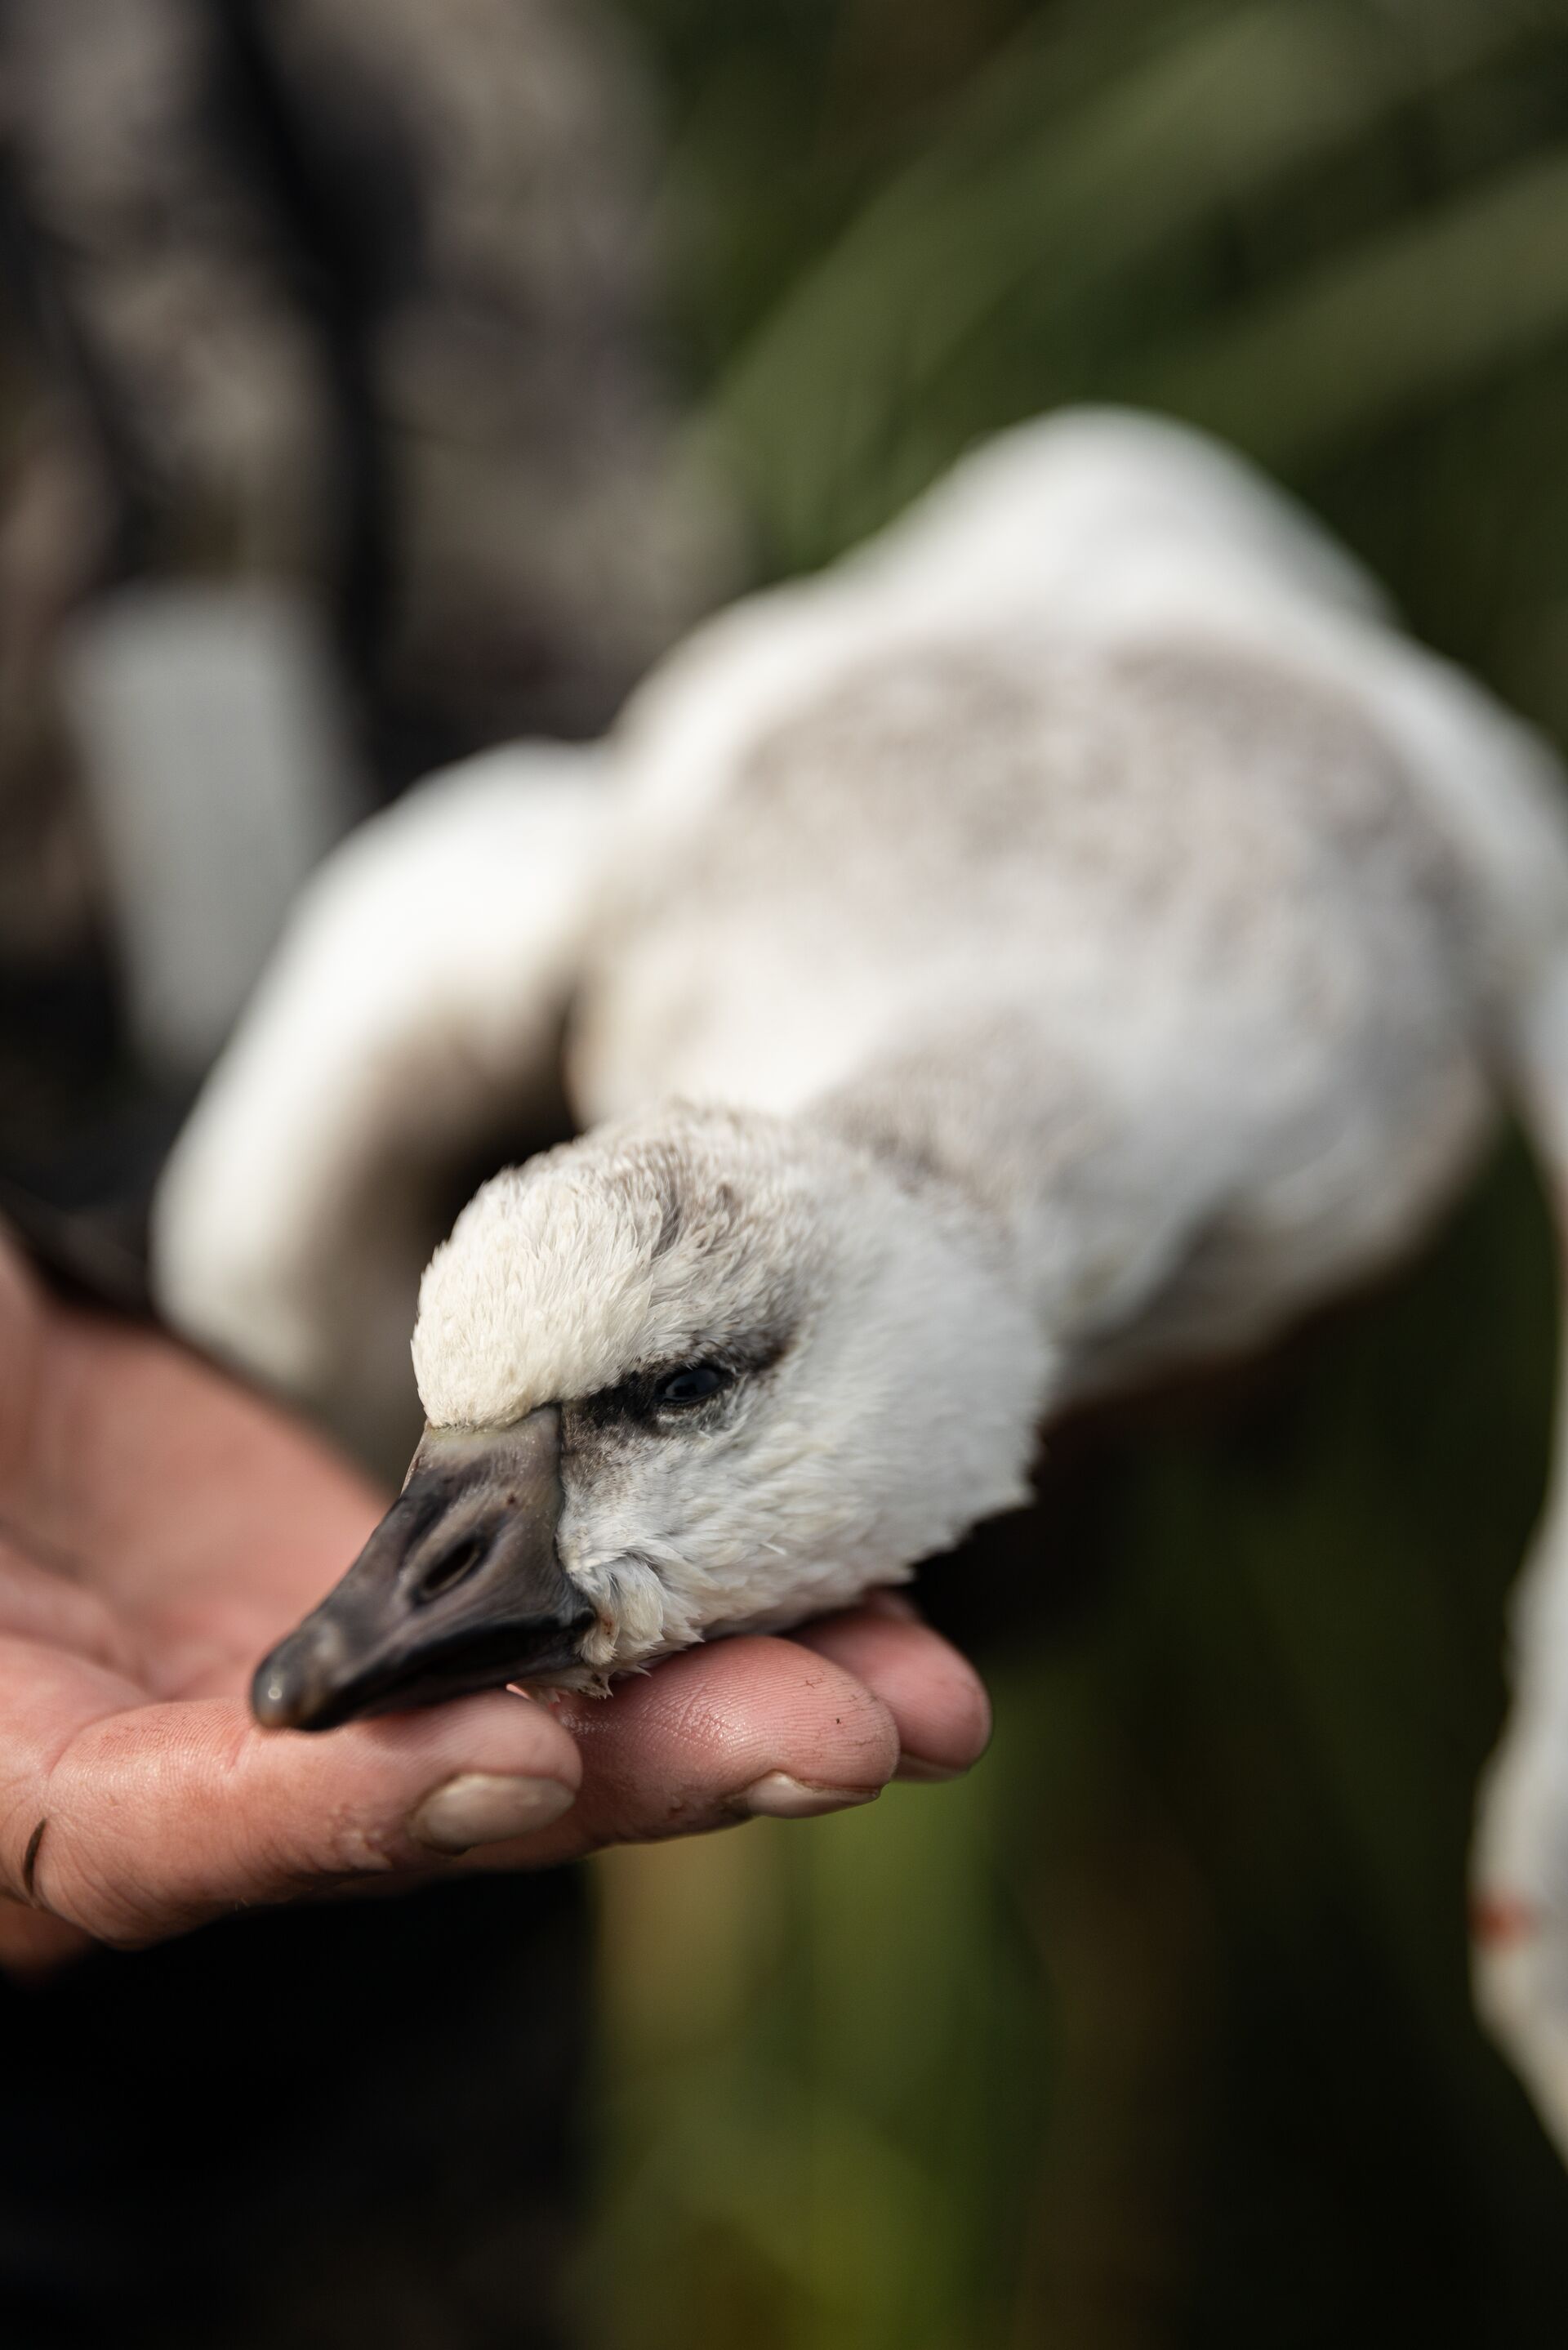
0, 1233, 989, 1969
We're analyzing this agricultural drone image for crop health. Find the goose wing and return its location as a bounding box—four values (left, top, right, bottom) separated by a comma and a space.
153, 741, 610, 1474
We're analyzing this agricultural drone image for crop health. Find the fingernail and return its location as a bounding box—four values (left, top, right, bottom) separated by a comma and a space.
893, 1754, 966, 1784
409, 1773, 575, 1854
738, 1773, 881, 1820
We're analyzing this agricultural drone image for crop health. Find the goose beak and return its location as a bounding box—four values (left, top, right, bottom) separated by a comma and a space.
251, 1407, 592, 1732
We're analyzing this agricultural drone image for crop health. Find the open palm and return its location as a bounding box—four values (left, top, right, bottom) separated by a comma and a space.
0, 1233, 988, 1969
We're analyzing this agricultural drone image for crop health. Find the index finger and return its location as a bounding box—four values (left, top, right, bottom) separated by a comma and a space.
0, 1634, 585, 1948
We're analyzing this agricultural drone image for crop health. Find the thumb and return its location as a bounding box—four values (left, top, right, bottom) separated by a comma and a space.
2, 1648, 583, 1948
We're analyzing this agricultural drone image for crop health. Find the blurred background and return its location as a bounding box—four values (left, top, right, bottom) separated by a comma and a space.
7, 0, 1568, 2343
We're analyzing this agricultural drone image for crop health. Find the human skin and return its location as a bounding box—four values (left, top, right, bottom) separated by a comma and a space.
0, 1233, 990, 1970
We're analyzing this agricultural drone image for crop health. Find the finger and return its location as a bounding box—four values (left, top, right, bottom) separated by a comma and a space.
459, 1634, 903, 1872
787, 1603, 991, 1781
0, 1653, 585, 1946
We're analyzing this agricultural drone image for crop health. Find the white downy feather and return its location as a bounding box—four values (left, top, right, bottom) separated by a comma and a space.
155, 408, 1568, 2152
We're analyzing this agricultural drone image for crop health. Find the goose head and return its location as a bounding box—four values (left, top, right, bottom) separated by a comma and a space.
253, 1101, 1042, 1729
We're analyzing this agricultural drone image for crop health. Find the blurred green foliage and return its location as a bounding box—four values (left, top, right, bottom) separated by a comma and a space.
586, 3, 1568, 2340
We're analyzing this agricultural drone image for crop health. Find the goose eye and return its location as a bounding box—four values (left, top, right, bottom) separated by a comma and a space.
653, 1362, 731, 1408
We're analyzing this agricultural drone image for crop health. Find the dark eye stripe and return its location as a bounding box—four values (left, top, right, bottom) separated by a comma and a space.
571, 1325, 794, 1433
571, 1360, 732, 1430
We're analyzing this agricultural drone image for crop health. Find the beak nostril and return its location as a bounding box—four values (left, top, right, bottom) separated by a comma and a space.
411, 1532, 491, 1605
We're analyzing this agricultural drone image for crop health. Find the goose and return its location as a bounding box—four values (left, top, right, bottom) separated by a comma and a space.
154, 408, 1568, 2152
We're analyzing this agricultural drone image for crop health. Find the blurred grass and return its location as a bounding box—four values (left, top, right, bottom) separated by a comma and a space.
586, 2, 1568, 2341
